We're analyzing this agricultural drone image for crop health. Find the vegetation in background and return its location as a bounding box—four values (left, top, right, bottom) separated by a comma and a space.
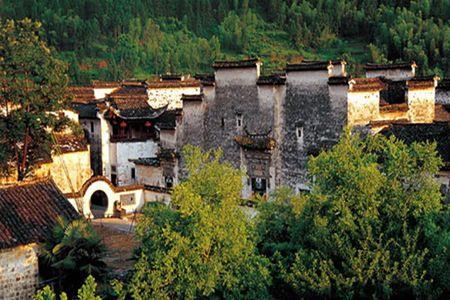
39, 218, 107, 297
116, 146, 270, 299
1, 1, 448, 83
256, 131, 450, 298
0, 18, 72, 180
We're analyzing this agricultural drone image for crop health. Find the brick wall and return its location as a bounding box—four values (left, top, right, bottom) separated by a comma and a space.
0, 244, 39, 300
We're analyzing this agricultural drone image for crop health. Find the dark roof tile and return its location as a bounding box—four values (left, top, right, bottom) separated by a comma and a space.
0, 179, 79, 249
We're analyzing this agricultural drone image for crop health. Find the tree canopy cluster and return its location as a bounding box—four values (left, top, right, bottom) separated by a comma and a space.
35, 133, 450, 299
1, 0, 449, 83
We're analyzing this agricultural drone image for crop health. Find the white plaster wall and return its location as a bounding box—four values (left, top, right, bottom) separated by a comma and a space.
148, 87, 200, 110
63, 110, 80, 123
330, 63, 346, 77
347, 91, 380, 126
0, 244, 39, 300
118, 189, 145, 213
94, 88, 117, 99
100, 115, 113, 179
407, 88, 435, 123
286, 70, 330, 85
136, 165, 164, 186
160, 130, 177, 149
328, 85, 348, 113
144, 190, 171, 204
36, 150, 92, 194
366, 69, 414, 80
80, 119, 101, 140
68, 180, 145, 217
116, 140, 158, 186
215, 67, 260, 87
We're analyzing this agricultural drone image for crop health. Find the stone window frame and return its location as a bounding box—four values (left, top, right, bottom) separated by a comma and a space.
236, 113, 243, 129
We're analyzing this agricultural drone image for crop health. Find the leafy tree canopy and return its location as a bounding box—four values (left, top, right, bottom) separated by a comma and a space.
0, 18, 71, 180
121, 146, 271, 299
256, 131, 450, 299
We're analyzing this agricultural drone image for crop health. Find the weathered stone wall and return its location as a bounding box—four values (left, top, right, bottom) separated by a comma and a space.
407, 88, 435, 123
136, 165, 164, 186
115, 140, 158, 186
0, 244, 39, 300
436, 89, 450, 105
181, 101, 205, 148
366, 69, 414, 80
281, 71, 346, 191
347, 91, 380, 126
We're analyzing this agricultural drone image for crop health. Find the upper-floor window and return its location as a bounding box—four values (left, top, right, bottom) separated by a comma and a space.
236, 113, 243, 128
131, 167, 136, 180
296, 123, 304, 148
221, 117, 225, 129
90, 121, 94, 133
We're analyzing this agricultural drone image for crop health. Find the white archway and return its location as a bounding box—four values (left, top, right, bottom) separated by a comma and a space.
82, 179, 117, 218
66, 176, 146, 219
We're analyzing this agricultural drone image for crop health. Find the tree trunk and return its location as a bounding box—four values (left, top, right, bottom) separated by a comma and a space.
17, 127, 30, 181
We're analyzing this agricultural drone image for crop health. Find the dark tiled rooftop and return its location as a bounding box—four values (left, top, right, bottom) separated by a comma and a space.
257, 74, 286, 85
213, 58, 260, 69
286, 61, 331, 72
365, 62, 416, 71
0, 179, 79, 249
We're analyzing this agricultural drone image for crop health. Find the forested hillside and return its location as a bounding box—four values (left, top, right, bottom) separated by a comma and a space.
1, 0, 449, 83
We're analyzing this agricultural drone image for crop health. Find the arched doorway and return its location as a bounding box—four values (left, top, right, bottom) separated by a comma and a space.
90, 190, 108, 218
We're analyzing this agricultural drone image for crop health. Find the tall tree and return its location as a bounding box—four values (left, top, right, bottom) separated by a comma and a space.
0, 18, 71, 180
123, 146, 271, 299
256, 131, 448, 298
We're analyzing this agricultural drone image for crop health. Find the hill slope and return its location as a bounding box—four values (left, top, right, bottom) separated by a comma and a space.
1, 0, 448, 83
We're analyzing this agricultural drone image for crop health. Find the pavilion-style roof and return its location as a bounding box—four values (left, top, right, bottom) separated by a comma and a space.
0, 179, 79, 249
108, 97, 167, 120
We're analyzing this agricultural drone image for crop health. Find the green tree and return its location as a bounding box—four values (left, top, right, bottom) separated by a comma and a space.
0, 18, 71, 180
40, 218, 107, 296
124, 146, 271, 299
34, 275, 100, 300
257, 131, 448, 298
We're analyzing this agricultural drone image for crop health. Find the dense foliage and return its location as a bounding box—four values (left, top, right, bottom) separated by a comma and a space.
35, 275, 102, 300
256, 132, 450, 298
40, 218, 107, 297
118, 146, 270, 299
1, 1, 448, 83
0, 18, 72, 180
